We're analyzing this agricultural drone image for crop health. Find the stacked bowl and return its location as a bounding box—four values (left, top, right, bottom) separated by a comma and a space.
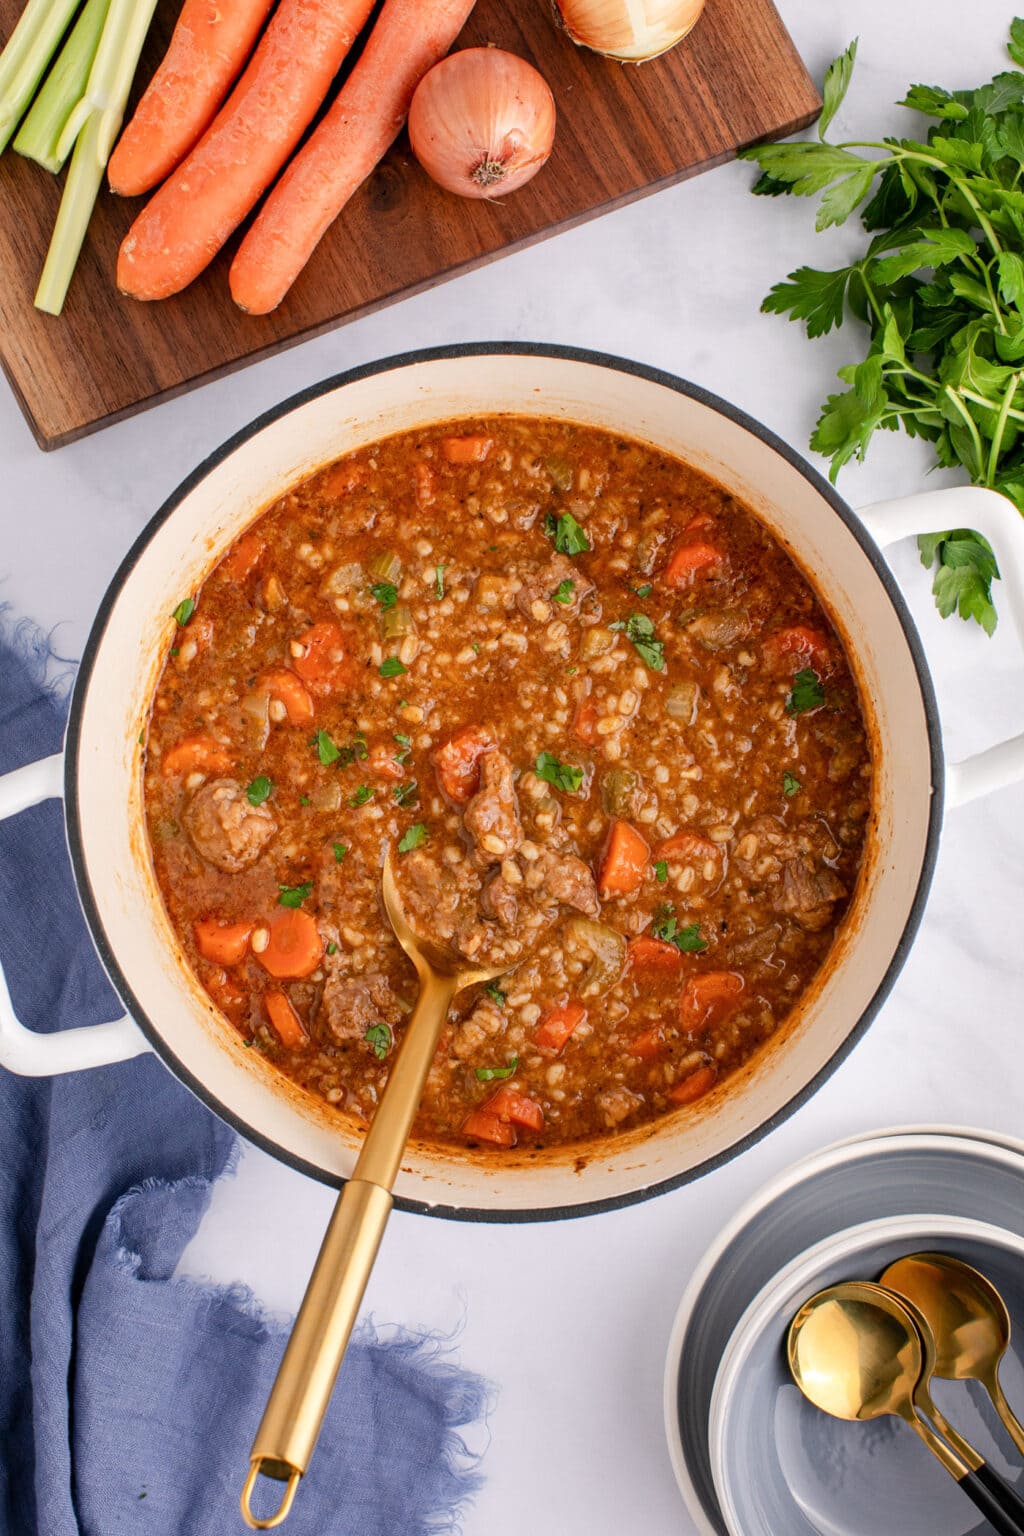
664, 1127, 1024, 1536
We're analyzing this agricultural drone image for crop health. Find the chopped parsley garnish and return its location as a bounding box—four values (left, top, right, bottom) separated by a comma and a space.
349, 785, 373, 808
622, 612, 665, 672
278, 881, 313, 909
634, 583, 653, 599
333, 842, 348, 862
246, 775, 272, 806
393, 732, 412, 765
380, 657, 407, 678
299, 795, 309, 806
652, 905, 708, 953
398, 822, 428, 853
543, 510, 591, 556
137, 731, 144, 746
654, 860, 668, 883
786, 668, 825, 715
315, 728, 342, 766
370, 580, 398, 609
169, 647, 179, 657
435, 564, 447, 599
551, 579, 575, 605
475, 1057, 518, 1082
535, 751, 584, 794
471, 641, 481, 654
783, 770, 803, 797
171, 597, 195, 627
484, 981, 507, 1006
365, 1023, 392, 1059
327, 941, 338, 955
393, 780, 418, 807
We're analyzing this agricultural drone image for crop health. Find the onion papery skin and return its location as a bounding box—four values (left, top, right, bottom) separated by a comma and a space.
408, 47, 556, 201
551, 0, 706, 62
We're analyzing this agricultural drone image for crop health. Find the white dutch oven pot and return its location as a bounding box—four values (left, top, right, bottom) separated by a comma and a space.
2, 345, 1024, 1221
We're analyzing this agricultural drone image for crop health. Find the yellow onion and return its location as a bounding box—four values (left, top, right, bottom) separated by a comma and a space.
408, 48, 556, 201
552, 0, 706, 62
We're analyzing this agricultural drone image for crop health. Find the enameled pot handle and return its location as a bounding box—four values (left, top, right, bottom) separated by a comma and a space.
858, 485, 1024, 808
0, 753, 150, 1075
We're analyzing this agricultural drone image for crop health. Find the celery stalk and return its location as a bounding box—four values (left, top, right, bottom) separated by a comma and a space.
34, 0, 158, 316
0, 0, 81, 153
14, 0, 111, 172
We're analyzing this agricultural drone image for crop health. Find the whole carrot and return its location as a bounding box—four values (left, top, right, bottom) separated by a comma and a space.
108, 0, 275, 196
117, 0, 376, 301
229, 0, 477, 315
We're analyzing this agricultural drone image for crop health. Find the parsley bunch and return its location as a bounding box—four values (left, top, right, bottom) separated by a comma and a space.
738, 21, 1024, 635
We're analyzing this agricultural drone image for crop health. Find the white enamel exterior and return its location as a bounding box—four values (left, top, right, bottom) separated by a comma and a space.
5, 351, 1024, 1214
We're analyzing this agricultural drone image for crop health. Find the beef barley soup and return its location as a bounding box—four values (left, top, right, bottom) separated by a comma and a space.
143, 418, 873, 1151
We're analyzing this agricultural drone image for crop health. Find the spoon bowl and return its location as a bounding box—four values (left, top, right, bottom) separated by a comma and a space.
882, 1252, 1024, 1457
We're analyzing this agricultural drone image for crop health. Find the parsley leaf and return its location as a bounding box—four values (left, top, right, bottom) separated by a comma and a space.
365, 1023, 392, 1059
333, 842, 348, 862
633, 583, 653, 599
380, 657, 407, 678
651, 905, 708, 953
484, 981, 507, 1006
349, 785, 373, 807
786, 668, 825, 714
370, 581, 398, 609
551, 579, 575, 604
783, 770, 803, 797
738, 32, 1024, 634
435, 564, 447, 599
172, 597, 195, 627
475, 1057, 518, 1081
654, 860, 668, 883
393, 780, 418, 806
535, 751, 584, 794
327, 941, 338, 955
315, 729, 341, 766
398, 822, 428, 853
544, 510, 591, 556
246, 775, 272, 806
623, 612, 665, 672
393, 732, 412, 765
278, 881, 313, 908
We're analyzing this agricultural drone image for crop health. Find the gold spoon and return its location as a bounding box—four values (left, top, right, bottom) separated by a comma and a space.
240, 848, 507, 1529
788, 1281, 1024, 1536
882, 1252, 1024, 1458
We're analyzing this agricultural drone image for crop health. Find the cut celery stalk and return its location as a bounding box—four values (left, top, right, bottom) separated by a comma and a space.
0, 0, 81, 154
14, 0, 111, 172
34, 0, 158, 316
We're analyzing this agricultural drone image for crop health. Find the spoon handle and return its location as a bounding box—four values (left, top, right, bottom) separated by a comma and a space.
989, 1373, 1024, 1460
921, 1391, 1024, 1532
906, 1417, 1024, 1536
240, 970, 458, 1527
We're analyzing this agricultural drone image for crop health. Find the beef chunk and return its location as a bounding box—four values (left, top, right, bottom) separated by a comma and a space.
463, 749, 522, 860
596, 1086, 642, 1129
318, 973, 395, 1043
183, 778, 276, 873
525, 848, 601, 918
398, 851, 463, 944
773, 856, 846, 932
515, 556, 594, 621
479, 871, 518, 928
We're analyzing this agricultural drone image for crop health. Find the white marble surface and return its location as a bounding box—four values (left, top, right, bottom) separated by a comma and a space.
4, 3, 1024, 1532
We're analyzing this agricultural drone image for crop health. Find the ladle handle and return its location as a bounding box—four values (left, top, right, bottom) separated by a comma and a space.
240, 971, 457, 1529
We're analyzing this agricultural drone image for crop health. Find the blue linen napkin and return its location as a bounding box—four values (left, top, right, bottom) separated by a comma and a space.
0, 619, 490, 1536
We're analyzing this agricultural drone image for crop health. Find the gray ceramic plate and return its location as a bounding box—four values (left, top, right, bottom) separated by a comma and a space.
711, 1218, 1024, 1536
662, 1127, 1024, 1536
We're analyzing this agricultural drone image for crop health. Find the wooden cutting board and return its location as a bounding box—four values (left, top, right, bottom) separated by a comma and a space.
0, 0, 819, 449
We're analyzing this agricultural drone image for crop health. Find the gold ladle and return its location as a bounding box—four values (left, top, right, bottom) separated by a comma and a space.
788, 1281, 1024, 1536
240, 848, 507, 1529
882, 1252, 1024, 1457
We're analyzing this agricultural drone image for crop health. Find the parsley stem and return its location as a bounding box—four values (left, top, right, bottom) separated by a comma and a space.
987, 371, 1022, 486
943, 385, 987, 478
979, 260, 1008, 336
959, 385, 1024, 425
